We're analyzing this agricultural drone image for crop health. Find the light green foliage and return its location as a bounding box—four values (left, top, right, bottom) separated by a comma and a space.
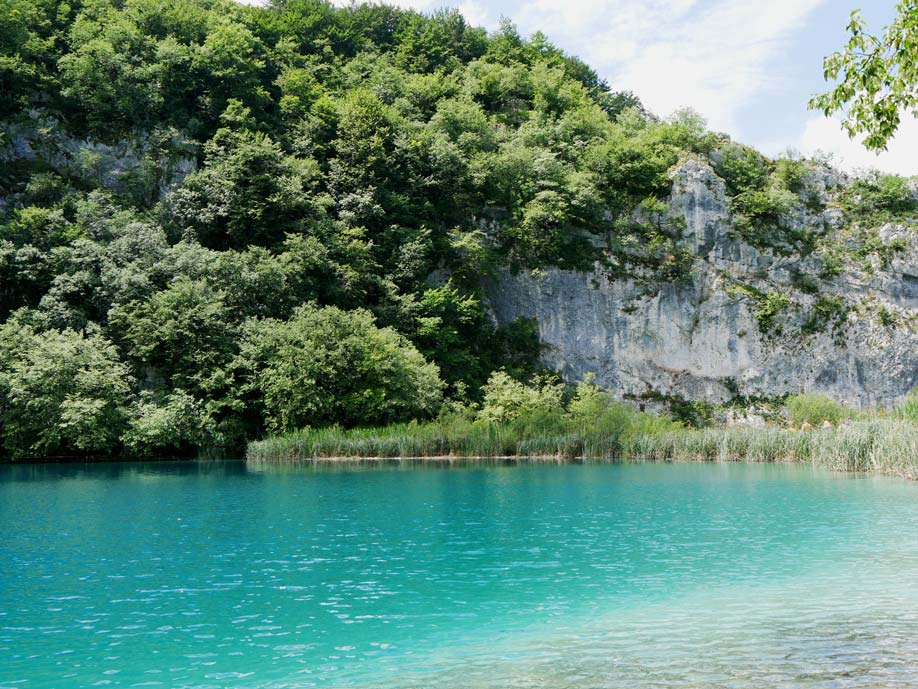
238, 304, 444, 432
755, 292, 792, 335
568, 374, 681, 436
773, 158, 807, 195
895, 389, 918, 421
630, 196, 694, 282
277, 66, 324, 122
0, 205, 79, 249
814, 219, 909, 279
786, 393, 851, 427
713, 142, 772, 196
731, 185, 800, 238
477, 370, 564, 424
716, 150, 828, 254
811, 2, 918, 150
250, 372, 682, 461
124, 390, 216, 455
802, 295, 849, 336
628, 420, 918, 478
565, 373, 608, 424
428, 97, 495, 153
727, 283, 791, 335
0, 320, 133, 457
249, 416, 918, 478
835, 171, 918, 225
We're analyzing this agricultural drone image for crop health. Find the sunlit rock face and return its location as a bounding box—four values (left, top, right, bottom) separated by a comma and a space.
487, 158, 918, 407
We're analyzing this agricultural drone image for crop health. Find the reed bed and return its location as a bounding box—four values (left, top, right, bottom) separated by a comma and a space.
247, 418, 918, 478
625, 421, 918, 476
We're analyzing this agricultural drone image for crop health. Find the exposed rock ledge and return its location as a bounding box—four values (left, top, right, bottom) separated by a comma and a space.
486, 158, 918, 408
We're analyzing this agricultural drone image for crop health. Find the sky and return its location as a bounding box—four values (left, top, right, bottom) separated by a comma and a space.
243, 0, 915, 175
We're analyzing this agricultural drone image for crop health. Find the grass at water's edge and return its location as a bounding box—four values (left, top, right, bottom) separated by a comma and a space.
246, 419, 918, 479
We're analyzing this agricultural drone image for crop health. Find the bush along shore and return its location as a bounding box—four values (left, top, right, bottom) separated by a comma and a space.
247, 374, 918, 479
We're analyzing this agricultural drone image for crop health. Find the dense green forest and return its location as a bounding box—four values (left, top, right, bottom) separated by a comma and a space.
1, 0, 914, 460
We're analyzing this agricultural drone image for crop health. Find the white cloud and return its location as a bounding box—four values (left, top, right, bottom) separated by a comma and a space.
327, 0, 497, 25
454, 1, 494, 28
799, 115, 918, 177
515, 0, 825, 135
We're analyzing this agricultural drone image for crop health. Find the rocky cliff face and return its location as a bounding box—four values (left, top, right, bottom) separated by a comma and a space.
486, 158, 918, 408
1, 111, 196, 207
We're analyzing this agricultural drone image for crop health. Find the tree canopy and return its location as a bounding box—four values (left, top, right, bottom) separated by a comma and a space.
811, 2, 918, 150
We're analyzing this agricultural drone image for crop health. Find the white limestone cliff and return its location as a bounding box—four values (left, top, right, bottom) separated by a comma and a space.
486, 158, 918, 407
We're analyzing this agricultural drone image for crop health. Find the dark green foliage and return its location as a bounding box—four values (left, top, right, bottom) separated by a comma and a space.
876, 303, 898, 328
0, 0, 66, 118
392, 8, 487, 73
165, 126, 323, 249
791, 271, 820, 295
399, 285, 538, 397
627, 389, 715, 428
108, 278, 237, 396
667, 398, 716, 428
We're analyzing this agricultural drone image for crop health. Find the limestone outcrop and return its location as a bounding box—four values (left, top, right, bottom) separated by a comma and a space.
486, 158, 918, 407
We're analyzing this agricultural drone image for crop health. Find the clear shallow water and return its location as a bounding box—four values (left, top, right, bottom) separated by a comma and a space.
1, 460, 917, 689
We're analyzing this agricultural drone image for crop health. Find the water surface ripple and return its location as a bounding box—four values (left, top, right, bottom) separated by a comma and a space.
1, 461, 916, 688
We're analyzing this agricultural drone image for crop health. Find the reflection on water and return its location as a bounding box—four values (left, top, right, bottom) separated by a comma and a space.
0, 460, 916, 688
0, 458, 250, 482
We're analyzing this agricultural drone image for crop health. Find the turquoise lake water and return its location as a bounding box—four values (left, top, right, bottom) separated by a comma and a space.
1, 460, 917, 688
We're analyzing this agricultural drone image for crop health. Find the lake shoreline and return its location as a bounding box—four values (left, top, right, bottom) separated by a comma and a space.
246, 419, 918, 480
244, 453, 917, 480
5, 453, 914, 481
4, 421, 915, 481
